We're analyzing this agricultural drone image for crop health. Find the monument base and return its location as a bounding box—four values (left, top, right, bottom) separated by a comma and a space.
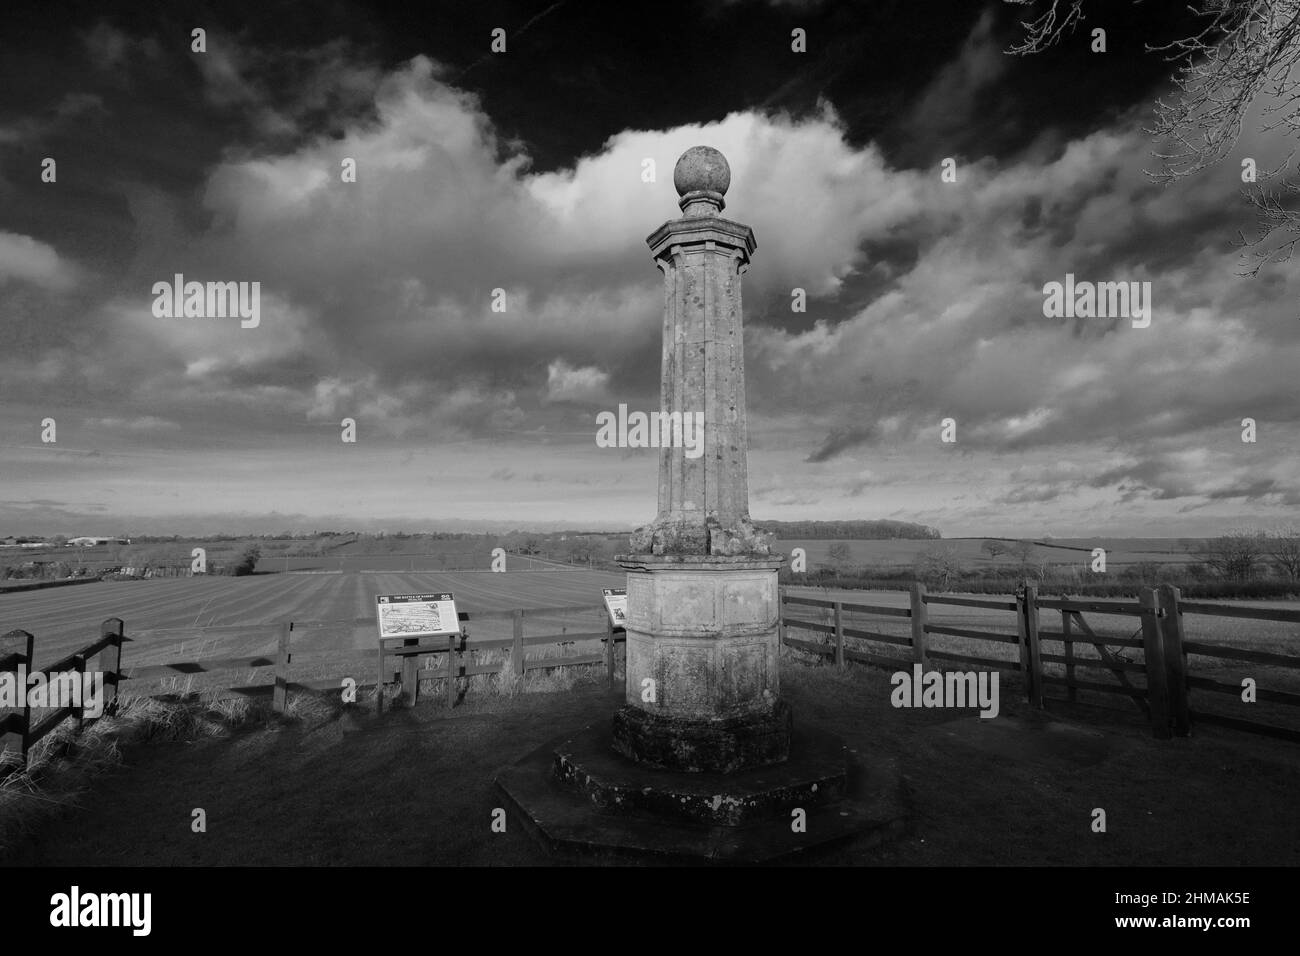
610, 699, 792, 774
495, 722, 905, 863
614, 552, 789, 772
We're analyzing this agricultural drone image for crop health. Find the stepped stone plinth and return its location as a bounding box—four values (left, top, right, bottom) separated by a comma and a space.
495, 719, 904, 863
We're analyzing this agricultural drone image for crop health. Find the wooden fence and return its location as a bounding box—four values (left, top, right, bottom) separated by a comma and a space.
1, 618, 128, 774
0, 604, 626, 771
780, 583, 1300, 742
6, 584, 1295, 768
374, 605, 624, 712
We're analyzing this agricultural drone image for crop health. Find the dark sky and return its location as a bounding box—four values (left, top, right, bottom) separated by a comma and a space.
1, 0, 1295, 536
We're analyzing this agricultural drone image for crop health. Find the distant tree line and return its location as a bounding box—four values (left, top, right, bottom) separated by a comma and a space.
760, 520, 941, 540
1, 560, 98, 582
787, 527, 1300, 599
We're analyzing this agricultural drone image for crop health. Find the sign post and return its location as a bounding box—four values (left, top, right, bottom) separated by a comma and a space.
375, 592, 460, 712
602, 587, 628, 629
602, 587, 627, 685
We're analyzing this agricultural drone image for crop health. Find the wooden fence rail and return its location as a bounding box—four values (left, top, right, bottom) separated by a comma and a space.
35, 606, 624, 719
1, 618, 127, 774
780, 582, 1300, 742
374, 604, 625, 713
1, 605, 627, 771
5, 584, 1297, 767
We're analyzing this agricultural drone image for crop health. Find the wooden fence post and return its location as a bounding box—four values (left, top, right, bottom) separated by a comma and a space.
446, 633, 457, 709
1, 630, 34, 773
273, 622, 292, 714
512, 609, 524, 679
833, 601, 845, 668
1015, 587, 1029, 679
1157, 584, 1190, 737
402, 638, 418, 706
1139, 587, 1172, 740
605, 618, 616, 686
909, 583, 927, 665
1061, 610, 1076, 703
72, 653, 87, 734
101, 618, 125, 717
777, 590, 784, 647
376, 640, 386, 715
1023, 584, 1043, 708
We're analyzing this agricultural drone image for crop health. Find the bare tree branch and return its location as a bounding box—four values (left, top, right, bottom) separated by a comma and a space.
1004, 0, 1091, 54
1005, 0, 1300, 273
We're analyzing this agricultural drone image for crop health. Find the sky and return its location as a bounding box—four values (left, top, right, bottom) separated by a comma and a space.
0, 0, 1297, 538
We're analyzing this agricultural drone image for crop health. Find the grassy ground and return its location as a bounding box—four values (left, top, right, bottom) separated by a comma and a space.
5, 649, 1299, 867
0, 567, 624, 670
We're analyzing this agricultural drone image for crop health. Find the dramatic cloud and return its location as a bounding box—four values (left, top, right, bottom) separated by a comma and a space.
48, 52, 932, 453
2, 11, 1296, 535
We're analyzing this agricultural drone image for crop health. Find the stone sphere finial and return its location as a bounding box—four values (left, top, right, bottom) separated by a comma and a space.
673, 146, 730, 214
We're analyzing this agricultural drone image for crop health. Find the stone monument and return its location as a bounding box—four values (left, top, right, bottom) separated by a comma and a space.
495, 147, 903, 862
614, 146, 791, 774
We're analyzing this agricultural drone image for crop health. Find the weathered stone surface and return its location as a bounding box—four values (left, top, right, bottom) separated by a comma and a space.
611, 557, 790, 771
494, 725, 907, 863
611, 699, 792, 774
618, 554, 785, 570
614, 149, 790, 775
673, 145, 731, 216
628, 516, 772, 558
673, 145, 731, 199
618, 559, 782, 721
629, 148, 775, 561
558, 721, 840, 825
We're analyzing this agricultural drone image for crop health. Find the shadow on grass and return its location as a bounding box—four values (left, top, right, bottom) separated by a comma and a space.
6, 653, 1300, 866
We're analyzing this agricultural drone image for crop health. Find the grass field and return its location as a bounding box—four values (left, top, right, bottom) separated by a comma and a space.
269, 550, 588, 572
0, 561, 625, 699
2, 538, 620, 578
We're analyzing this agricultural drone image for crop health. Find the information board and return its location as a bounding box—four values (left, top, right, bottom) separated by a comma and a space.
602, 587, 628, 629
375, 592, 460, 639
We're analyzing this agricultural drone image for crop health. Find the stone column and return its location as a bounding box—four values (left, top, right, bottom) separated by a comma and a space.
615, 147, 789, 774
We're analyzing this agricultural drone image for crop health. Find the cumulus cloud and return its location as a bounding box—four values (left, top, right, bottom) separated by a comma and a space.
748, 114, 1300, 468
546, 359, 610, 403
0, 232, 79, 290
85, 52, 927, 446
